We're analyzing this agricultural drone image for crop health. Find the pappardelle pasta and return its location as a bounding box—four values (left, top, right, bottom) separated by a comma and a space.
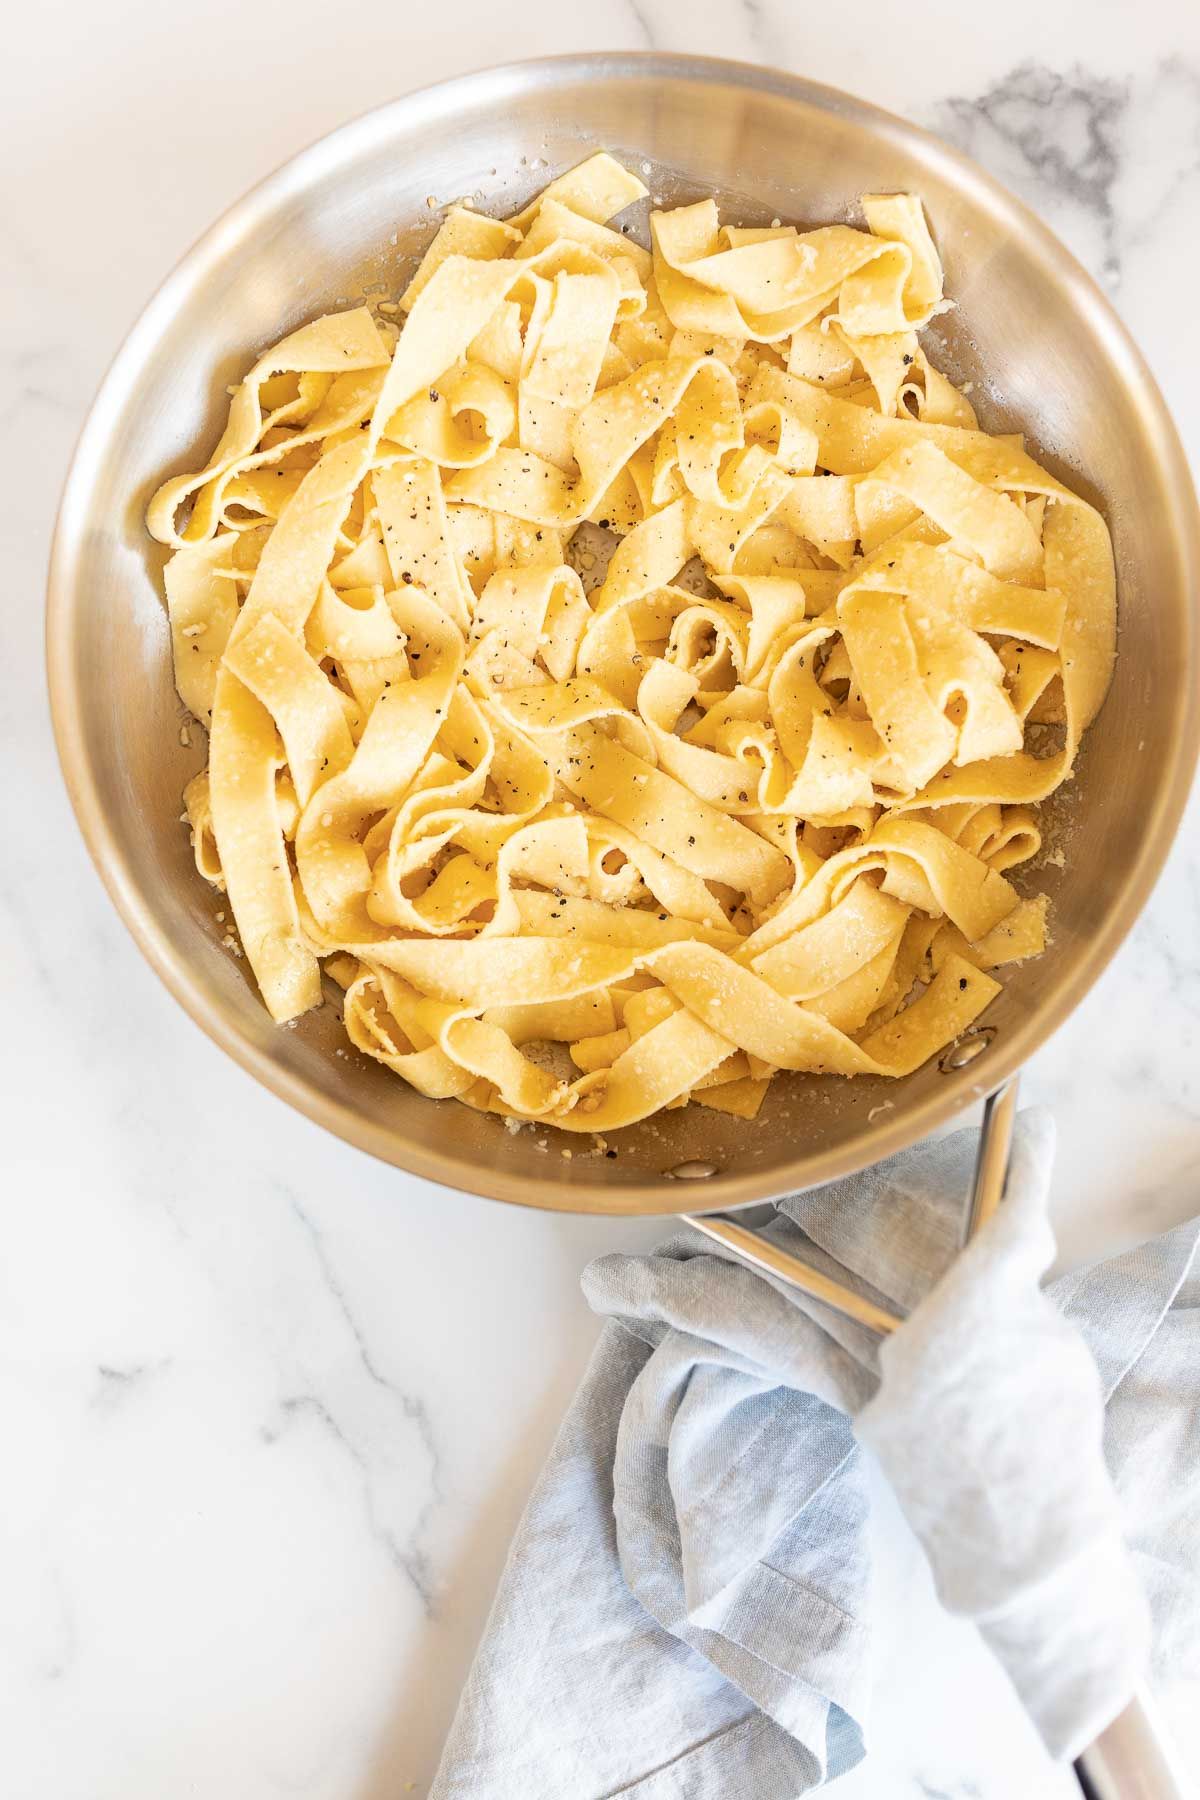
148, 154, 1115, 1131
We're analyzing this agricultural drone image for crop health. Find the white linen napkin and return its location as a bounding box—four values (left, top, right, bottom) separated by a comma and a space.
430, 1112, 1200, 1798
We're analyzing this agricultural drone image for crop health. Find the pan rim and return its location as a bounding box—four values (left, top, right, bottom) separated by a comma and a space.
46, 50, 1200, 1215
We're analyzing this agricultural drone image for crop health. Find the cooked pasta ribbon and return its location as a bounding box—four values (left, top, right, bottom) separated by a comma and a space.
148, 155, 1115, 1131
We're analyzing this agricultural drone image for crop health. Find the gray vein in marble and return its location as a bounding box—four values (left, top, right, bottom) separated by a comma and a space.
93, 1360, 171, 1411
0, 864, 62, 999
0, 346, 81, 433
38, 1569, 78, 1685
269, 1390, 438, 1608
281, 1195, 443, 1610
620, 0, 656, 49
739, 0, 787, 66
1130, 923, 1200, 1023
1122, 57, 1200, 277
930, 61, 1129, 285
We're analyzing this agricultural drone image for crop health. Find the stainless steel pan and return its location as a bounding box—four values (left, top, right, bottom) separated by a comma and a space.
47, 53, 1200, 1216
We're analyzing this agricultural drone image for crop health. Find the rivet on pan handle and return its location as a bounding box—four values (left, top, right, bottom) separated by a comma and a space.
684, 1077, 1190, 1799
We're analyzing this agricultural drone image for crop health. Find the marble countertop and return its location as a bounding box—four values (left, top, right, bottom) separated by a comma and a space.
5, 3, 1199, 1795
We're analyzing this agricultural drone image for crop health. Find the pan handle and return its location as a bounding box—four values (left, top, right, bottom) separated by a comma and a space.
964, 1075, 1020, 1243
1074, 1688, 1194, 1799
685, 1084, 1193, 1798
681, 1075, 1024, 1326
682, 1209, 902, 1333
966, 1093, 1191, 1795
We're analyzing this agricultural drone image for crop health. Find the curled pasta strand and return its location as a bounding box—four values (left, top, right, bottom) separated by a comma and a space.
147, 155, 1115, 1128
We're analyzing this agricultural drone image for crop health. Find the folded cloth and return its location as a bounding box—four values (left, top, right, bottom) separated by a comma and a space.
430, 1112, 1200, 1799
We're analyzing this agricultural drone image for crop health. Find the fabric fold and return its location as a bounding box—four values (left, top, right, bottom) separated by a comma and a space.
431, 1117, 1200, 1798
